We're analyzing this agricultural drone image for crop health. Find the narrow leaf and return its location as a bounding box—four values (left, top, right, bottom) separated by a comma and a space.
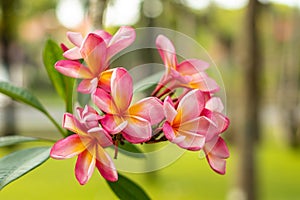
0, 147, 51, 190
107, 173, 151, 200
0, 81, 46, 113
133, 71, 163, 92
43, 39, 75, 113
0, 81, 66, 136
108, 142, 145, 159
64, 76, 75, 114
43, 39, 67, 101
119, 142, 145, 158
0, 136, 38, 147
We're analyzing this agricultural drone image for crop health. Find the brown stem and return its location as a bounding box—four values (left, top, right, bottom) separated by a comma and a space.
114, 140, 119, 159
145, 136, 168, 144
151, 84, 163, 97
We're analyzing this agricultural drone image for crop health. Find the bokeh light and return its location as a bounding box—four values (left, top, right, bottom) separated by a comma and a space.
56, 0, 84, 29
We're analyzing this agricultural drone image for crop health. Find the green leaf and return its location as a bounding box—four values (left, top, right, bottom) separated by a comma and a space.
0, 81, 46, 112
43, 39, 65, 100
77, 92, 91, 107
0, 147, 51, 190
0, 81, 66, 136
64, 77, 75, 114
0, 136, 38, 147
108, 142, 145, 159
107, 173, 151, 200
43, 39, 74, 113
133, 71, 163, 92
119, 142, 145, 158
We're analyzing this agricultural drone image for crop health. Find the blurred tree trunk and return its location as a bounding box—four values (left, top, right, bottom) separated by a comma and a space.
0, 0, 19, 136
238, 0, 262, 200
278, 8, 300, 148
88, 0, 108, 28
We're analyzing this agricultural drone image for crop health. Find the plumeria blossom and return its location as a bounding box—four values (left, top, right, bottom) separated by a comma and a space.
93, 67, 164, 143
76, 105, 102, 128
50, 26, 231, 183
203, 136, 229, 175
63, 26, 135, 61
55, 26, 135, 94
202, 96, 230, 142
163, 89, 215, 150
50, 106, 118, 184
154, 35, 219, 96
199, 97, 229, 174
163, 89, 230, 174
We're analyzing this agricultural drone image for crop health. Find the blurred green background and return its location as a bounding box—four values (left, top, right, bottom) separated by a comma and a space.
1, 0, 300, 199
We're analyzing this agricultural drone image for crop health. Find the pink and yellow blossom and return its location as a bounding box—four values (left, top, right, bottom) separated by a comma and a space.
203, 136, 229, 175
93, 67, 164, 143
55, 26, 135, 94
202, 96, 230, 141
50, 106, 117, 184
162, 89, 230, 174
51, 27, 231, 180
201, 96, 230, 174
162, 89, 214, 150
154, 35, 219, 95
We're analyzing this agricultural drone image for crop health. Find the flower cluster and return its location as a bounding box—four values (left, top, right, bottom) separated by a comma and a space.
50, 26, 230, 185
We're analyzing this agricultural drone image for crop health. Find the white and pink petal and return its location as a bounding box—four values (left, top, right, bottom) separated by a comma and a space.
189, 73, 220, 93
122, 116, 152, 143
55, 60, 93, 79
98, 69, 114, 92
75, 150, 96, 185
177, 132, 205, 151
177, 59, 209, 75
80, 33, 107, 75
95, 147, 118, 182
93, 30, 112, 44
50, 134, 85, 159
111, 68, 133, 113
100, 114, 128, 135
77, 78, 98, 94
179, 116, 212, 136
202, 109, 230, 136
107, 26, 136, 60
163, 122, 177, 142
156, 35, 177, 69
204, 137, 229, 175
129, 97, 164, 125
206, 154, 227, 175
205, 97, 224, 113
63, 113, 89, 135
177, 89, 205, 121
67, 31, 83, 47
63, 47, 82, 60
76, 105, 101, 128
88, 128, 113, 148
163, 96, 177, 124
93, 88, 117, 114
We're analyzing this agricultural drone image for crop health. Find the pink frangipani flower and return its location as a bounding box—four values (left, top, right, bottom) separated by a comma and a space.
63, 26, 135, 61
201, 97, 230, 174
203, 136, 230, 175
50, 106, 118, 184
76, 105, 103, 129
93, 67, 164, 143
163, 89, 214, 150
155, 35, 219, 94
55, 26, 135, 94
202, 96, 230, 142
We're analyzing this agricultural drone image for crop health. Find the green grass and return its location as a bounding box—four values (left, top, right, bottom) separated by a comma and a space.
258, 143, 300, 200
0, 141, 300, 200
